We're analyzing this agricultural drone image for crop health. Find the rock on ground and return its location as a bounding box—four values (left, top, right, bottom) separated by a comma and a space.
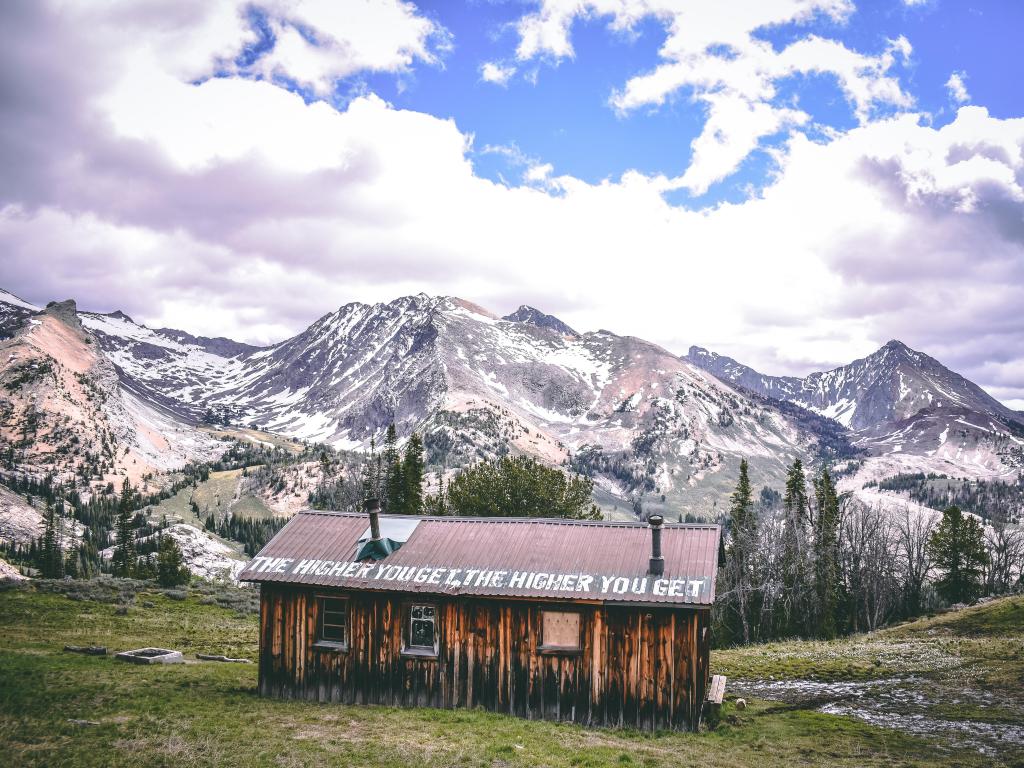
0, 557, 27, 581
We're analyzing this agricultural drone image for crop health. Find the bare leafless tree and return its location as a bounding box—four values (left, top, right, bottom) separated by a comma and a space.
841, 502, 901, 632
986, 521, 1024, 594
896, 505, 936, 615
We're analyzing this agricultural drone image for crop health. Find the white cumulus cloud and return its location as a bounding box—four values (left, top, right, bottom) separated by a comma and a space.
946, 71, 971, 104
480, 61, 517, 86
249, 0, 450, 95
506, 1, 915, 194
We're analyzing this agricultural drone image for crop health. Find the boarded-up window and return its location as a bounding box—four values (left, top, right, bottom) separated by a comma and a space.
541, 610, 580, 651
408, 604, 437, 652
317, 597, 348, 647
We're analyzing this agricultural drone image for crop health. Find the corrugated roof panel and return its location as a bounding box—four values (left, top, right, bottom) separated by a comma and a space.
239, 511, 720, 607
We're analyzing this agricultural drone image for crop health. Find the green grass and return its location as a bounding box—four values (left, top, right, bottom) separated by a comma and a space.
714, 596, 1024, 695
1, 584, 1013, 767
149, 485, 202, 525
713, 597, 1024, 765
190, 469, 244, 517
894, 596, 1024, 638
227, 494, 276, 519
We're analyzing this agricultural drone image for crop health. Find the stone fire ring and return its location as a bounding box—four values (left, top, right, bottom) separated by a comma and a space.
114, 647, 184, 665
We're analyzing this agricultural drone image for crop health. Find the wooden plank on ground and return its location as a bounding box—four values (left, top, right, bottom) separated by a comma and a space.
707, 674, 726, 705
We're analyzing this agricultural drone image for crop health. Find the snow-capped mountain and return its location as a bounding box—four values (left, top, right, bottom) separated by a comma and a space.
686, 346, 803, 405
686, 341, 1024, 502
687, 341, 1020, 433
3, 287, 1021, 516
1, 291, 829, 511
76, 309, 252, 422
0, 289, 37, 340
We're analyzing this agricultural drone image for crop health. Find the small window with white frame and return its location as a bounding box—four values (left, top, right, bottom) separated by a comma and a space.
404, 603, 438, 656
316, 596, 348, 649
540, 609, 581, 653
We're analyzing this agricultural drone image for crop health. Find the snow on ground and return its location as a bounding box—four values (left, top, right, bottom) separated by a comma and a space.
79, 311, 250, 405
163, 524, 247, 581
269, 410, 337, 443
817, 397, 857, 427
112, 388, 227, 473
842, 450, 1017, 495
0, 289, 40, 311
515, 396, 576, 425
852, 488, 941, 523
732, 676, 1024, 756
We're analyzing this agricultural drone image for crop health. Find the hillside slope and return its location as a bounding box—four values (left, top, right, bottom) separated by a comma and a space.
0, 299, 224, 488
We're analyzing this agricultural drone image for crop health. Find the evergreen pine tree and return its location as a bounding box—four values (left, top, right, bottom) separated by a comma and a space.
435, 470, 447, 515
53, 488, 66, 568
813, 468, 841, 638
39, 499, 62, 578
401, 433, 425, 515
361, 437, 380, 503
135, 554, 157, 580
780, 458, 809, 636
727, 459, 756, 643
381, 424, 403, 512
156, 534, 190, 587
783, 459, 808, 521
928, 506, 988, 604
731, 459, 754, 534
112, 478, 137, 577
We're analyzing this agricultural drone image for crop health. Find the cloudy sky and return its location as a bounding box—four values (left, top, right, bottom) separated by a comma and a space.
1, 0, 1023, 408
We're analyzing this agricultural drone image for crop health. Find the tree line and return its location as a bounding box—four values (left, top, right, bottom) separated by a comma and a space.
716, 458, 1024, 646
1, 477, 190, 586
204, 512, 288, 557
357, 424, 426, 514
866, 472, 1024, 523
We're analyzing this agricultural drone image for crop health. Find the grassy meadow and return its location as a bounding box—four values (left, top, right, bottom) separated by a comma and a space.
0, 580, 1020, 767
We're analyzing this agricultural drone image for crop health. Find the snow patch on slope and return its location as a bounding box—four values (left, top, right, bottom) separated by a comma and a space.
0, 289, 40, 311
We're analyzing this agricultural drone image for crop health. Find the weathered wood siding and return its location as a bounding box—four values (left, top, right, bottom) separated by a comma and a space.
258, 585, 711, 730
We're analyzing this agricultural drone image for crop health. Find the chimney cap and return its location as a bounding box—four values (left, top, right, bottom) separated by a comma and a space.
363, 497, 380, 512
647, 513, 664, 527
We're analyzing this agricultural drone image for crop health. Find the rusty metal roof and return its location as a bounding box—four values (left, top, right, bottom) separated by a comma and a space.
239, 511, 720, 607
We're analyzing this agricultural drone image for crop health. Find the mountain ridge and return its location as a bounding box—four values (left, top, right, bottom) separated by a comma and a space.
686, 340, 1020, 431
2, 287, 1022, 516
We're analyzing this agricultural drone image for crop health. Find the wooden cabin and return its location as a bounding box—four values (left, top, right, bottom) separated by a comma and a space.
239, 508, 721, 731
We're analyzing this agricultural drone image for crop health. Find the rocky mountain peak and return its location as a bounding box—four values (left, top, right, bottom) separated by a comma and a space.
502, 305, 578, 337
43, 299, 83, 331
688, 335, 1016, 437
874, 339, 917, 361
